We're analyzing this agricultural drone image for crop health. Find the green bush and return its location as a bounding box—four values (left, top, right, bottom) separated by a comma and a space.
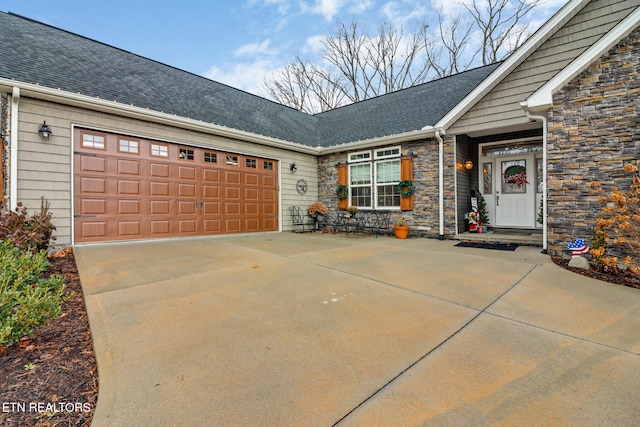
0, 240, 68, 349
0, 198, 57, 253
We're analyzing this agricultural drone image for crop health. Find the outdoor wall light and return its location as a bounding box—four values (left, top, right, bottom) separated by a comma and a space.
290, 162, 297, 173
464, 160, 474, 170
38, 121, 52, 141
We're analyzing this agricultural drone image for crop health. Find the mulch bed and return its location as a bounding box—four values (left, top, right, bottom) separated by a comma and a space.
552, 256, 640, 289
0, 248, 98, 427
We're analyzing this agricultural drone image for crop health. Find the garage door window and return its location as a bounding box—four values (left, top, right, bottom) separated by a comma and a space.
151, 144, 168, 157
82, 132, 106, 150
264, 161, 274, 171
204, 152, 217, 163
179, 148, 194, 160
246, 159, 257, 168
119, 138, 139, 154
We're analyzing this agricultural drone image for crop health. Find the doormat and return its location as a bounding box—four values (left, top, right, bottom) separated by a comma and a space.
455, 241, 519, 251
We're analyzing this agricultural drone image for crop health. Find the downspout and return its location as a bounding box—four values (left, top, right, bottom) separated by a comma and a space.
435, 128, 445, 240
523, 108, 548, 254
9, 87, 19, 210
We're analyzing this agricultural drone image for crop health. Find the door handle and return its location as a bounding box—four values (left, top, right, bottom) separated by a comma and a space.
496, 193, 500, 207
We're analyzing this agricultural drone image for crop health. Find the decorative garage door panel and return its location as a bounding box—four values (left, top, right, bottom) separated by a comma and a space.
73, 129, 278, 243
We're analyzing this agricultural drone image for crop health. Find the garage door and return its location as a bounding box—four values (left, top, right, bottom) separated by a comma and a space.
73, 128, 279, 243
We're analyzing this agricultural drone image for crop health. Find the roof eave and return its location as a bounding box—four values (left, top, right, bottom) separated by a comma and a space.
317, 128, 436, 155
0, 78, 322, 155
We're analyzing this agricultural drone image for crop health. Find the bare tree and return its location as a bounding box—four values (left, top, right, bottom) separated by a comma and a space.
265, 0, 542, 113
426, 12, 477, 79
265, 20, 433, 113
465, 0, 541, 65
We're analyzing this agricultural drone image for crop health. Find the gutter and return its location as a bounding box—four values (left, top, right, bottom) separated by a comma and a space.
0, 79, 321, 156
9, 86, 19, 210
318, 128, 437, 155
521, 103, 548, 254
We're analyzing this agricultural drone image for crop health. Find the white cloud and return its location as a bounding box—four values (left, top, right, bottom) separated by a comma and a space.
303, 34, 325, 54
234, 40, 277, 57
203, 59, 283, 98
349, 0, 375, 14
381, 1, 429, 27
298, 0, 374, 20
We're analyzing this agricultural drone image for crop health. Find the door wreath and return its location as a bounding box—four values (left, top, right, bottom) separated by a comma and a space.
336, 184, 349, 200
398, 180, 414, 197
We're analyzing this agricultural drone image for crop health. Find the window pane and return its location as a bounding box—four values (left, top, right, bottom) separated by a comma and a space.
351, 187, 371, 208
483, 163, 492, 194
502, 160, 527, 194
376, 184, 400, 207
151, 144, 168, 157
376, 160, 400, 183
82, 133, 105, 149
350, 164, 371, 185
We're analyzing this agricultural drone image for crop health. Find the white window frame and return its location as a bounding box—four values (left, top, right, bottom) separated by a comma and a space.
347, 146, 402, 210
374, 146, 401, 160
374, 158, 401, 209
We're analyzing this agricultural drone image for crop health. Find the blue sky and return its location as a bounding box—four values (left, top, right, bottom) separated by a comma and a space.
2, 0, 566, 98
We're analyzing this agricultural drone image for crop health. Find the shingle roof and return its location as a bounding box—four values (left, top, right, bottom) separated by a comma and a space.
0, 12, 497, 148
313, 63, 500, 147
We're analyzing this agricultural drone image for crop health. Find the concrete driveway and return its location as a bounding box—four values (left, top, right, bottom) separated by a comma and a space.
74, 233, 640, 426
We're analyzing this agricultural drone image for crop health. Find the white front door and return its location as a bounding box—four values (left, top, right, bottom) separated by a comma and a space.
494, 154, 535, 227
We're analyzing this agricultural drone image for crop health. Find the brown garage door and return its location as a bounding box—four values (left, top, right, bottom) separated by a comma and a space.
73, 128, 278, 243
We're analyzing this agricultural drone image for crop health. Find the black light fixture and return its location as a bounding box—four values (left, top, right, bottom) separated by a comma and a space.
290, 162, 297, 173
38, 121, 52, 141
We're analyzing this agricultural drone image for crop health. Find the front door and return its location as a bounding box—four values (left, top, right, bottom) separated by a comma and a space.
494, 154, 535, 227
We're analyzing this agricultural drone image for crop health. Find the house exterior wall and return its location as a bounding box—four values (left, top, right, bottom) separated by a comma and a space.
317, 136, 458, 238
547, 26, 640, 256
450, 0, 638, 135
14, 97, 318, 246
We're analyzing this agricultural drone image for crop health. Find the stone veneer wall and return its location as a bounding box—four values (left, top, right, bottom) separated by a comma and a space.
317, 136, 458, 238
547, 27, 640, 257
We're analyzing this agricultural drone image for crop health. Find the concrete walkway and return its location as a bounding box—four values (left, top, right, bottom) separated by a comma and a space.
74, 233, 640, 426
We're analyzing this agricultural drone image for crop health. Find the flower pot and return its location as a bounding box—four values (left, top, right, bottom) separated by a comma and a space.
394, 225, 409, 239
469, 223, 476, 232
315, 214, 324, 222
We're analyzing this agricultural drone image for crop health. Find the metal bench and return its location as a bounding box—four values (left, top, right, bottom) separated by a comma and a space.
289, 206, 314, 232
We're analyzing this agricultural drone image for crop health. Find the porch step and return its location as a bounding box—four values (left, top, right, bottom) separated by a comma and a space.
455, 230, 542, 246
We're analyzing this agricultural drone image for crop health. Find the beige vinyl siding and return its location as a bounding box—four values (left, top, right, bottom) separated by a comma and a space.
16, 98, 318, 246
450, 0, 639, 135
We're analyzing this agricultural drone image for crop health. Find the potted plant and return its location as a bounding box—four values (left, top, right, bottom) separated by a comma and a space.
308, 202, 328, 222
393, 218, 409, 239
347, 206, 358, 218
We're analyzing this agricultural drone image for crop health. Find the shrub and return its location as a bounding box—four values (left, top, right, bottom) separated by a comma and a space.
307, 202, 329, 217
0, 197, 56, 253
0, 240, 68, 350
590, 163, 640, 273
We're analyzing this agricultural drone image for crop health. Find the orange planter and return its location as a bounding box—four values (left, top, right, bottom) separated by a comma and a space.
394, 225, 409, 239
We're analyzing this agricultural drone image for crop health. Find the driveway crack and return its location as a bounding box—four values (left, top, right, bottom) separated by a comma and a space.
332, 264, 537, 426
